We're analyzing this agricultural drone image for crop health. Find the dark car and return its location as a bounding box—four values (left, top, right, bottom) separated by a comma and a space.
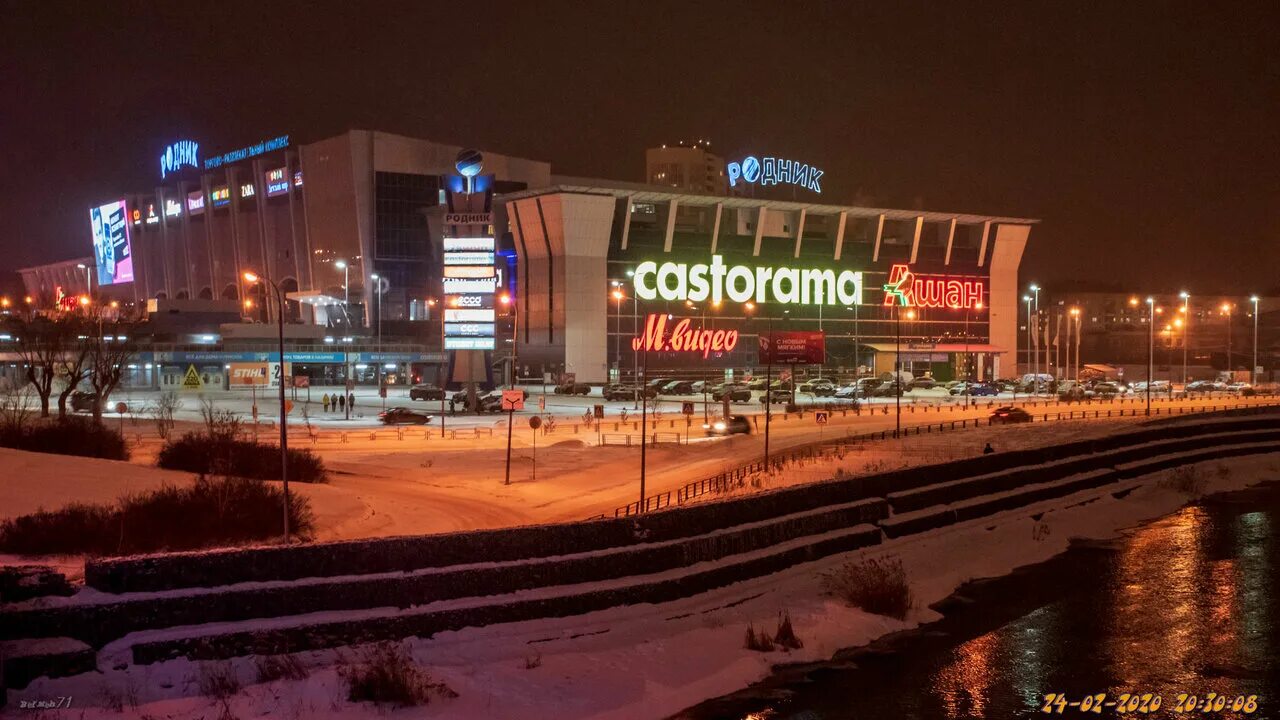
408, 384, 445, 401
872, 381, 906, 397
69, 390, 99, 413
602, 383, 642, 402
711, 383, 752, 402
798, 378, 837, 396
379, 407, 433, 425
479, 388, 529, 412
908, 377, 937, 390
759, 388, 792, 405
553, 382, 592, 395
661, 380, 695, 395
968, 382, 1000, 397
1091, 382, 1121, 397
989, 406, 1033, 424
703, 414, 752, 436
746, 378, 769, 391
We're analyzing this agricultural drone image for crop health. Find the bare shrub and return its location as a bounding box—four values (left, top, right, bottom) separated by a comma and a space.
744, 623, 775, 652
151, 391, 182, 440
522, 652, 542, 670
772, 611, 803, 650
198, 661, 242, 700
255, 654, 309, 683
1158, 465, 1205, 496
821, 557, 913, 620
341, 643, 456, 707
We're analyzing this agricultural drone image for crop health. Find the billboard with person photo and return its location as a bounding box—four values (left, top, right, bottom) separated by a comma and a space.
89, 199, 133, 285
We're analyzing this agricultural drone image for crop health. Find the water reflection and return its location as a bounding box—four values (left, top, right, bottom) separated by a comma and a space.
686, 486, 1280, 720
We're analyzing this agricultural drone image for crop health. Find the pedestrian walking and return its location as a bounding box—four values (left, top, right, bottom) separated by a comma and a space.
348, 392, 355, 411
338, 394, 346, 412
322, 393, 330, 412
983, 442, 995, 455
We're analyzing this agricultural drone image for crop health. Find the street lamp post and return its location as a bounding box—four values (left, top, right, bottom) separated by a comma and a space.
611, 285, 624, 381
243, 271, 291, 543
1030, 284, 1040, 389
1069, 307, 1081, 382
1251, 296, 1260, 385
1024, 295, 1033, 386
1152, 294, 1162, 412
501, 293, 517, 388
1179, 292, 1190, 389
1223, 302, 1233, 378
334, 260, 350, 328
76, 263, 91, 298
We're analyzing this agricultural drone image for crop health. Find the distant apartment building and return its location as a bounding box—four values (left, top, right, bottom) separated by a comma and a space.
645, 140, 727, 195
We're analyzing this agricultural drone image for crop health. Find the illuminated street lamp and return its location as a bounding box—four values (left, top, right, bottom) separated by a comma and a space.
242, 270, 292, 543
76, 262, 91, 296
500, 292, 517, 388
1179, 291, 1190, 389
1145, 297, 1155, 415
334, 260, 350, 308
1023, 294, 1033, 381
1068, 307, 1081, 382
1222, 302, 1233, 376
1251, 295, 1260, 385
611, 286, 624, 380
1029, 284, 1041, 386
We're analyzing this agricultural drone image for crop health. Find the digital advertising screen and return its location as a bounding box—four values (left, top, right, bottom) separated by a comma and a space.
89, 199, 134, 285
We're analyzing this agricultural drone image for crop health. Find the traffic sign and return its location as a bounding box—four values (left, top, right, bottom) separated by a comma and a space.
682, 401, 695, 415
293, 375, 310, 388
815, 411, 829, 425
593, 404, 605, 419
114, 401, 128, 415
181, 364, 203, 390
501, 389, 525, 411
528, 415, 542, 430
284, 399, 294, 415
379, 386, 388, 399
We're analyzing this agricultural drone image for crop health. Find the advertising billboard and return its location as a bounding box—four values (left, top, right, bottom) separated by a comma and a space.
228, 362, 292, 388
89, 199, 134, 285
758, 331, 826, 365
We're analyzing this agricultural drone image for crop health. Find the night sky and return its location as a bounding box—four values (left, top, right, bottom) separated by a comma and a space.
3, 1, 1278, 294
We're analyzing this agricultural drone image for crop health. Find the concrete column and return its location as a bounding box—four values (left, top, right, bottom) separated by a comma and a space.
792, 209, 807, 258
976, 220, 992, 267
909, 215, 923, 264
872, 214, 885, 262
752, 207, 767, 256
833, 211, 847, 260
710, 202, 723, 254
620, 195, 633, 250
662, 199, 678, 253
943, 217, 957, 265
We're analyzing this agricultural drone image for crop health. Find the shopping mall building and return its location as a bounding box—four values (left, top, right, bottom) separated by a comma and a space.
13, 132, 1036, 389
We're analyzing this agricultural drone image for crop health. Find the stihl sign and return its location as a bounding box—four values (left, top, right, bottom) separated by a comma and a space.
631, 313, 739, 359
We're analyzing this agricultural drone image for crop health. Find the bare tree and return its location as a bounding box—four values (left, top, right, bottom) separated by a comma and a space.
85, 314, 138, 423
0, 383, 37, 433
151, 391, 182, 440
54, 316, 93, 417
6, 315, 71, 417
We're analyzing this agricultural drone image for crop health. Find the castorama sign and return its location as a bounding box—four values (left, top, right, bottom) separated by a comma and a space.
160, 140, 199, 179
726, 155, 823, 194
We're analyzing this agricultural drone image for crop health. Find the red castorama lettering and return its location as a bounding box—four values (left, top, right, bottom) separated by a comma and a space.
631, 314, 739, 358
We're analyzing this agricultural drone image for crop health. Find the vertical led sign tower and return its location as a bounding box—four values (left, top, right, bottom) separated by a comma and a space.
441, 150, 498, 395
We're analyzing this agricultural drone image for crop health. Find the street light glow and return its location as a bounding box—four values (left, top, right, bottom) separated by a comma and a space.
611, 289, 624, 301
334, 260, 347, 270
243, 271, 260, 283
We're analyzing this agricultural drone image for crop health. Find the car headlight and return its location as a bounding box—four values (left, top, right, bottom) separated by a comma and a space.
713, 422, 727, 431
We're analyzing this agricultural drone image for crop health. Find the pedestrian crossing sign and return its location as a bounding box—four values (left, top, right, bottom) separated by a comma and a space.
182, 365, 203, 390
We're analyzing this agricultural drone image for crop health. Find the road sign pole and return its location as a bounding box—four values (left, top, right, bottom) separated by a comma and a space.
505, 407, 514, 485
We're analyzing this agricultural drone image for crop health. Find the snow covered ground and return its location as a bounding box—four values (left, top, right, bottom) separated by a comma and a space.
9, 452, 1278, 719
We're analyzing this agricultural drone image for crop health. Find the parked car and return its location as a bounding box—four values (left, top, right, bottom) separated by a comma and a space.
711, 382, 752, 402
379, 407, 433, 425
408, 384, 445, 401
1226, 382, 1252, 393
854, 377, 883, 397
1129, 380, 1171, 395
1186, 380, 1225, 392
769, 379, 794, 391
798, 378, 837, 396
553, 382, 592, 395
479, 388, 529, 412
834, 383, 860, 399
952, 381, 999, 397
746, 378, 770, 391
989, 406, 1033, 424
871, 381, 906, 397
1091, 381, 1121, 397
69, 390, 99, 413
703, 414, 752, 436
602, 383, 642, 402
645, 377, 675, 394
759, 388, 792, 405
660, 380, 695, 395
907, 377, 937, 390
690, 380, 709, 394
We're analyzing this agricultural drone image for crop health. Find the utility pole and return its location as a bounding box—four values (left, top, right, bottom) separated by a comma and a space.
1180, 292, 1190, 388
1146, 297, 1155, 416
